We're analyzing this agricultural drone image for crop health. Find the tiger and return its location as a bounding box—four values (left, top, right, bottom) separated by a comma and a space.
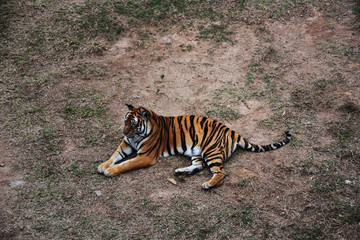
97, 104, 292, 189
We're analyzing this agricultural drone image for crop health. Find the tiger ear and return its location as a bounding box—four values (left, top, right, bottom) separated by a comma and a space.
142, 110, 150, 120
125, 104, 134, 110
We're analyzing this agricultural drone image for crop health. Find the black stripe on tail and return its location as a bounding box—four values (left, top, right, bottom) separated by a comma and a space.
240, 131, 291, 152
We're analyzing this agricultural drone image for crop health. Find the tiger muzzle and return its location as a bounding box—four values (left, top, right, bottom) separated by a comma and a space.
123, 126, 133, 138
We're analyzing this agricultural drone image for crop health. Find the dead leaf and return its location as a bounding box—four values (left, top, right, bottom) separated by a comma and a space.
167, 178, 177, 185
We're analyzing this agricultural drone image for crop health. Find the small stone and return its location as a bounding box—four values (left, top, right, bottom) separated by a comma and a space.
9, 180, 26, 188
0, 163, 5, 167
345, 180, 354, 185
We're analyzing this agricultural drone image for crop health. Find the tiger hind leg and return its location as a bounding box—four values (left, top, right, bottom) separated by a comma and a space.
174, 156, 204, 175
202, 159, 226, 190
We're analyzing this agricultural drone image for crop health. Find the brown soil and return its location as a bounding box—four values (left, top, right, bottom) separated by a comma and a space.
0, 140, 21, 240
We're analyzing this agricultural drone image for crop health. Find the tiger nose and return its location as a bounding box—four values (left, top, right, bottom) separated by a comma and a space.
123, 126, 130, 135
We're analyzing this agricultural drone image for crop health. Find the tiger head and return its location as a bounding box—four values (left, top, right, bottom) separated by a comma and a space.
123, 104, 151, 139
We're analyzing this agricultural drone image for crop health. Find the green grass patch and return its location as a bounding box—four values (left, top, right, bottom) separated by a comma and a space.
246, 71, 255, 84
114, 0, 181, 23
245, 0, 313, 20
206, 103, 241, 121
339, 102, 360, 114
318, 41, 360, 60
290, 225, 323, 240
75, 0, 125, 41
152, 197, 254, 239
0, 0, 14, 34
63, 87, 107, 120
197, 24, 235, 44
354, 0, 360, 16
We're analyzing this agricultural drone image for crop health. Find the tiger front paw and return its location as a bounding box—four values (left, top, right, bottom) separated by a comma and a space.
201, 178, 225, 190
104, 165, 121, 177
97, 162, 111, 174
201, 182, 213, 190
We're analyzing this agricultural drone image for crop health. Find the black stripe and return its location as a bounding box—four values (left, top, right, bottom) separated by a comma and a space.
244, 139, 249, 149
224, 136, 229, 156
166, 141, 172, 155
230, 131, 236, 152
159, 116, 166, 128
176, 117, 186, 153
202, 122, 221, 148
273, 143, 281, 148
159, 117, 168, 154
190, 115, 195, 123
189, 116, 197, 149
200, 123, 209, 147
208, 162, 223, 168
204, 151, 224, 161
210, 124, 227, 147
139, 121, 162, 155
210, 130, 223, 148
184, 117, 188, 130
200, 117, 207, 128
171, 117, 178, 155
162, 117, 171, 155
139, 139, 159, 156
124, 138, 131, 147
177, 116, 183, 126
231, 131, 235, 142
262, 145, 271, 151
180, 123, 187, 153
204, 144, 219, 158
120, 149, 128, 158
156, 131, 164, 156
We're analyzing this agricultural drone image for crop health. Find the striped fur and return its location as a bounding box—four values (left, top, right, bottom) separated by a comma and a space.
98, 104, 292, 189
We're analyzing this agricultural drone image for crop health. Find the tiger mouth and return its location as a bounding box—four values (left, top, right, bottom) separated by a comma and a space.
124, 132, 135, 138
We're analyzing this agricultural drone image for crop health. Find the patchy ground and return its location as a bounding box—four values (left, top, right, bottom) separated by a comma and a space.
1, 0, 360, 239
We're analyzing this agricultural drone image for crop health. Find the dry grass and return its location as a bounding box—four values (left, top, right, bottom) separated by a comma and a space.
1, 0, 360, 239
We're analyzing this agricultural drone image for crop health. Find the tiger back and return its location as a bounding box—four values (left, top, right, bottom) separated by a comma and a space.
98, 104, 291, 189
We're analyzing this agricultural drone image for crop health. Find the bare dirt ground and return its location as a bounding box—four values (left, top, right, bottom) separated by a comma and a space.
1, 0, 360, 239
0, 140, 20, 240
